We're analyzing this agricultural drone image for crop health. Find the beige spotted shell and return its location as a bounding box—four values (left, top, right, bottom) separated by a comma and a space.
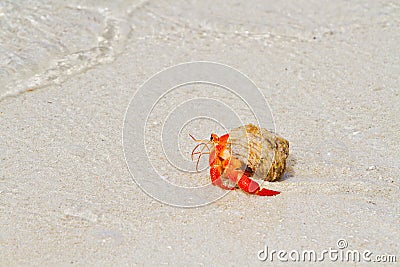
226, 124, 289, 182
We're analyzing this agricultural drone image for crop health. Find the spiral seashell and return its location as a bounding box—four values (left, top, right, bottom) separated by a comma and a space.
227, 124, 289, 181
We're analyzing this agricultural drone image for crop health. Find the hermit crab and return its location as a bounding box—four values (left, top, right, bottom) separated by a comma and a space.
190, 124, 289, 196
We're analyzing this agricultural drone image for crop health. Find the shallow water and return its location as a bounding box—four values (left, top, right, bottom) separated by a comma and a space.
2, 0, 396, 101
0, 0, 140, 99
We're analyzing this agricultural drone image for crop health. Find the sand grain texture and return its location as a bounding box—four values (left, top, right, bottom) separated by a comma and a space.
1, 0, 399, 265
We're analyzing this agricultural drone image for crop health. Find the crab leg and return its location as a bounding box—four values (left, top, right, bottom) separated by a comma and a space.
210, 166, 236, 190
224, 168, 280, 196
256, 187, 281, 196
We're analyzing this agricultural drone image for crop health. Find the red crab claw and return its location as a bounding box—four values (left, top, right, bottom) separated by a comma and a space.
209, 148, 217, 166
209, 148, 235, 190
225, 169, 280, 196
239, 174, 280, 196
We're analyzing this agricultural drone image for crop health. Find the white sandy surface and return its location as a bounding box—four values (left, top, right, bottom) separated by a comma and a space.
1, 0, 399, 265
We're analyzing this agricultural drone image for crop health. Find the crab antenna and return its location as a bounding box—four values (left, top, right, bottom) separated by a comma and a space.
191, 142, 211, 158
189, 134, 213, 172
195, 144, 211, 172
189, 134, 211, 143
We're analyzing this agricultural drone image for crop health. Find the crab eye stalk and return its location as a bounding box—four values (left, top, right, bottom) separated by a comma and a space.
210, 133, 219, 142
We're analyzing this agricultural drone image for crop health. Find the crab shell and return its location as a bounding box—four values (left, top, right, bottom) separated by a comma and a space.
224, 124, 289, 182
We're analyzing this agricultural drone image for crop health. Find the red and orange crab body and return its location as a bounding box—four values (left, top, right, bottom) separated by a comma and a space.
191, 124, 290, 196
208, 133, 280, 196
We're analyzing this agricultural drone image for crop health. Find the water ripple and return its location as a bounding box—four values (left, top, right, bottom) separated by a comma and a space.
0, 1, 132, 100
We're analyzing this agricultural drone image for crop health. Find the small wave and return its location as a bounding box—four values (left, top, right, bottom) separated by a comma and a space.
0, 1, 131, 101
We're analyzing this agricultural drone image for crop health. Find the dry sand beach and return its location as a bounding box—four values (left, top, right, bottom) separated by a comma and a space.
1, 0, 399, 265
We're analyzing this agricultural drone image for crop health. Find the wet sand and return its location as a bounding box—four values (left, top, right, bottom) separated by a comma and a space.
1, 0, 399, 265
